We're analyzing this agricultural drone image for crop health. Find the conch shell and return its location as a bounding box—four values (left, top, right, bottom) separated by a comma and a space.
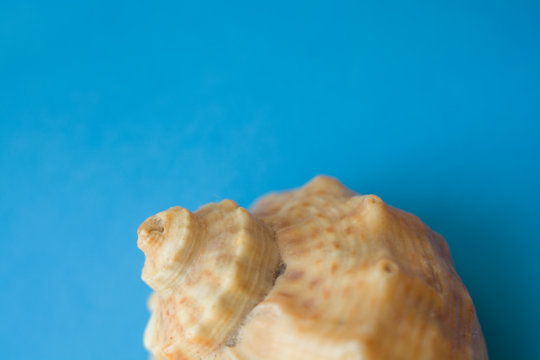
138, 176, 487, 360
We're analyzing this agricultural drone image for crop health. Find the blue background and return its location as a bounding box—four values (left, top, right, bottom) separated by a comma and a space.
1, 1, 539, 359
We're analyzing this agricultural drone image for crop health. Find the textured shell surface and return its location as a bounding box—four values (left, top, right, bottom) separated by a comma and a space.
137, 176, 487, 360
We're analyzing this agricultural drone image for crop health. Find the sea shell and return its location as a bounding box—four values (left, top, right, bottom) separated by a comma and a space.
138, 176, 487, 360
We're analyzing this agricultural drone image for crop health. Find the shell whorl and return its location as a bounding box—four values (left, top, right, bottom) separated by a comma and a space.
138, 200, 281, 359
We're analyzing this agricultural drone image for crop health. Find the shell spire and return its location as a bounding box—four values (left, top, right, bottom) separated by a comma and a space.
138, 200, 281, 359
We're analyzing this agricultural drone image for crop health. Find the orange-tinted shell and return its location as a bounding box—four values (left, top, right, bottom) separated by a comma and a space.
138, 176, 487, 360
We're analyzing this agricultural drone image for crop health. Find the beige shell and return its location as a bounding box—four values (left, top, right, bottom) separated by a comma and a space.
138, 176, 487, 360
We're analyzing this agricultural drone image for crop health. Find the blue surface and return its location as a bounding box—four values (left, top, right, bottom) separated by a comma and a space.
1, 1, 539, 359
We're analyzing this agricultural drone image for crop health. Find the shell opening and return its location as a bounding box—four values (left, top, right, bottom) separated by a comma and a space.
146, 217, 165, 234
